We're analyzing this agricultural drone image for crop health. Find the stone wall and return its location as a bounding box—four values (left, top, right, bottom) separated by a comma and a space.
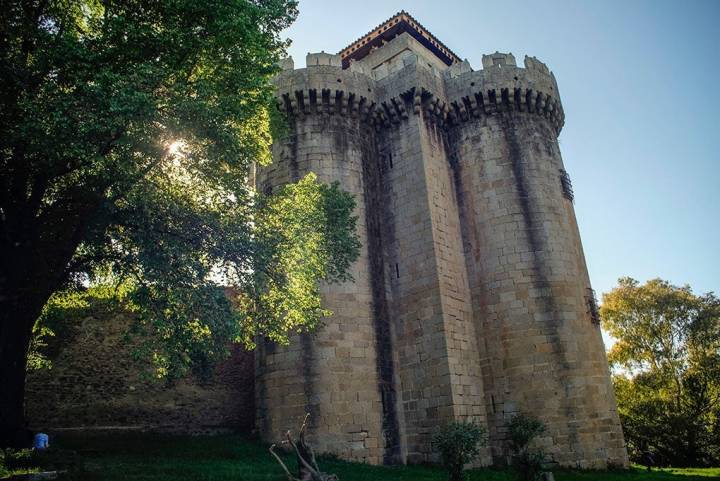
25, 308, 254, 434
374, 100, 490, 464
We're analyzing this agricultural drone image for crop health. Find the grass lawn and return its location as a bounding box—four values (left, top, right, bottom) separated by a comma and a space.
13, 433, 719, 481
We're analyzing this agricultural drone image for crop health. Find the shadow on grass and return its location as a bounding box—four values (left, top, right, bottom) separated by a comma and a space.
554, 467, 720, 481
36, 433, 719, 481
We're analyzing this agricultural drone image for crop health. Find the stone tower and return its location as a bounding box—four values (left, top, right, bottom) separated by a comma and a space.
255, 11, 628, 468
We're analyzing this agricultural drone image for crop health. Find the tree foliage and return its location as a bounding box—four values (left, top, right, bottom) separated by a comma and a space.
433, 420, 487, 481
0, 0, 361, 444
508, 414, 546, 481
602, 278, 720, 466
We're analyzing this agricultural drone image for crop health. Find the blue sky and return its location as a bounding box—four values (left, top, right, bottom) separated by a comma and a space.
281, 0, 719, 299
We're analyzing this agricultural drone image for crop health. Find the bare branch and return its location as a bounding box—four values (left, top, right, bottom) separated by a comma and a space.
269, 414, 339, 481
269, 443, 297, 481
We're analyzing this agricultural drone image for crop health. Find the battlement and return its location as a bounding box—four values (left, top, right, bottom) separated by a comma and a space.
306, 51, 342, 68
274, 45, 564, 134
481, 51, 517, 69
442, 53, 564, 132
280, 48, 555, 83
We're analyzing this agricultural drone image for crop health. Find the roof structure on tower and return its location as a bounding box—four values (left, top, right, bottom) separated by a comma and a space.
338, 11, 461, 69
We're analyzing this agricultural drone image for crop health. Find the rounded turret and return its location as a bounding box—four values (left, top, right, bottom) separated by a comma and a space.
445, 53, 627, 467
256, 52, 396, 465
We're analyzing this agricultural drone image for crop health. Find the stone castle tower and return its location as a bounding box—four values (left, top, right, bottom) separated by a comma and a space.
255, 11, 628, 468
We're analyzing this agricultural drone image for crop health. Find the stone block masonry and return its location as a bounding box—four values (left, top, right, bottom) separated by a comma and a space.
25, 309, 254, 434
256, 11, 628, 468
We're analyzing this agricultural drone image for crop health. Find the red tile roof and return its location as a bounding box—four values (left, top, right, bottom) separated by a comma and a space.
338, 11, 461, 69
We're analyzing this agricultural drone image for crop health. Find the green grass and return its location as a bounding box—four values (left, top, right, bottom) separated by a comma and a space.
0, 468, 39, 479
17, 433, 719, 481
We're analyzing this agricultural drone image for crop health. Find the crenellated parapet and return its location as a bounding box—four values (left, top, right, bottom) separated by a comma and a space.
273, 53, 378, 124
272, 52, 417, 131
444, 53, 564, 133
274, 47, 564, 135
275, 86, 378, 124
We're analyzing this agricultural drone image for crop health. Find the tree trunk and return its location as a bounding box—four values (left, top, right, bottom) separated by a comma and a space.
0, 297, 38, 448
449, 466, 464, 481
0, 246, 59, 448
0, 193, 91, 447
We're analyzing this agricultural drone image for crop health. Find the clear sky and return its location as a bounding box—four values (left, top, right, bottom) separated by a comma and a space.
281, 0, 719, 299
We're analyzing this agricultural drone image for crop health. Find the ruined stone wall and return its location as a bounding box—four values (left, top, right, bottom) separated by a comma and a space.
259, 34, 628, 469
25, 308, 254, 434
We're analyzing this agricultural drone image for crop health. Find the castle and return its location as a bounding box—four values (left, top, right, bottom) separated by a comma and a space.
255, 11, 628, 468
25, 10, 628, 471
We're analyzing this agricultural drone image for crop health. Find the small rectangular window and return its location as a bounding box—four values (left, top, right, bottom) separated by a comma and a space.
395, 263, 399, 279
388, 151, 393, 169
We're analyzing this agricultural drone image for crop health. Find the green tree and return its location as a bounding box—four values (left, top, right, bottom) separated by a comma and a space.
0, 0, 361, 446
602, 277, 720, 466
432, 420, 487, 481
508, 414, 546, 481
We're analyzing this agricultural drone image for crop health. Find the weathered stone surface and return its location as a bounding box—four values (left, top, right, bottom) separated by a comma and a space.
257, 12, 627, 469
25, 310, 254, 434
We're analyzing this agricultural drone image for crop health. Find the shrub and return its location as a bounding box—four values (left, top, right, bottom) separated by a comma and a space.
0, 447, 34, 475
433, 420, 487, 481
509, 414, 546, 481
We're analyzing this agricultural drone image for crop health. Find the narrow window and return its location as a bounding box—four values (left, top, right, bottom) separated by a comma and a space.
395, 263, 399, 279
388, 151, 393, 169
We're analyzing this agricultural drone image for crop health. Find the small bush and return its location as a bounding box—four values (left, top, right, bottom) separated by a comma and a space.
508, 414, 546, 481
433, 420, 487, 481
0, 446, 78, 477
0, 447, 34, 475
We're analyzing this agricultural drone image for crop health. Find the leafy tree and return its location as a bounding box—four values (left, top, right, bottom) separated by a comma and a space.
508, 414, 546, 481
432, 420, 487, 481
602, 277, 720, 466
0, 448, 34, 477
0, 0, 361, 446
